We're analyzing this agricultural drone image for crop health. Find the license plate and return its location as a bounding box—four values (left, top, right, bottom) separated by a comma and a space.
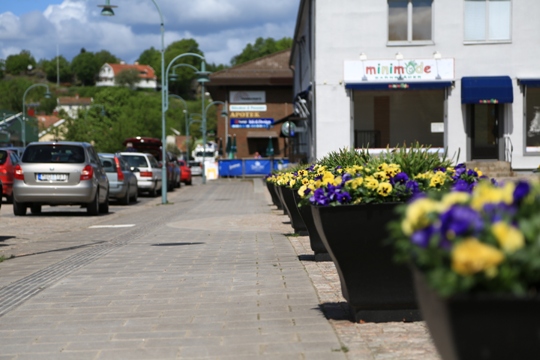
37, 173, 68, 181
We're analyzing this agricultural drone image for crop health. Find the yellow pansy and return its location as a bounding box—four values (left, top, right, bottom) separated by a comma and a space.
451, 238, 504, 276
373, 171, 388, 181
471, 181, 515, 210
364, 176, 379, 190
346, 177, 364, 190
401, 197, 439, 235
377, 182, 393, 197
429, 171, 447, 187
492, 222, 524, 253
440, 192, 471, 211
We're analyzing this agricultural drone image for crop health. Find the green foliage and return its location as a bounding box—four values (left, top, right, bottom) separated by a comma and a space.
0, 59, 5, 79
5, 50, 36, 75
115, 69, 141, 89
41, 55, 73, 83
230, 37, 292, 66
317, 147, 371, 168
137, 47, 160, 74
71, 50, 100, 86
0, 78, 34, 112
94, 50, 120, 68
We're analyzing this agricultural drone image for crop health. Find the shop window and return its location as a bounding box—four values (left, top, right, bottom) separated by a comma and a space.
525, 87, 540, 153
464, 0, 511, 42
388, 0, 432, 43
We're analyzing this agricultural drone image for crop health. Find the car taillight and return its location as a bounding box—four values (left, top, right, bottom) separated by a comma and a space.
14, 164, 24, 180
80, 164, 94, 181
140, 171, 153, 177
114, 157, 124, 181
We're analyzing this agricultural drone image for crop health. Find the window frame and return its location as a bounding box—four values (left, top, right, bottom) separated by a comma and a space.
387, 0, 434, 46
463, 0, 512, 44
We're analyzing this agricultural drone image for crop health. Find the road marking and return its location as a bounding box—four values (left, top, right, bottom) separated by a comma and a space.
89, 224, 136, 228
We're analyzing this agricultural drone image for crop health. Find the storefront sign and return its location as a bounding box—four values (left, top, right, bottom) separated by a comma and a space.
218, 159, 243, 176
344, 58, 455, 83
244, 160, 271, 175
231, 118, 274, 128
229, 104, 267, 112
230, 91, 266, 104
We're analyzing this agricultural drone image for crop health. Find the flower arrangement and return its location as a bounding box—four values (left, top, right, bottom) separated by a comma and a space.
291, 144, 486, 207
389, 178, 540, 297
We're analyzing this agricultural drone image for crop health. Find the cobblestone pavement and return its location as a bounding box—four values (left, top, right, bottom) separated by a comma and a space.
262, 187, 442, 360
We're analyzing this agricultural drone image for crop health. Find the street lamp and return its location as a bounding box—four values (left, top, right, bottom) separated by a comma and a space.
168, 94, 189, 158
22, 83, 51, 147
99, 0, 168, 205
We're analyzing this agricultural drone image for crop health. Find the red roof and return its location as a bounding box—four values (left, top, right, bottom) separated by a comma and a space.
37, 115, 62, 130
108, 63, 156, 80
57, 95, 93, 106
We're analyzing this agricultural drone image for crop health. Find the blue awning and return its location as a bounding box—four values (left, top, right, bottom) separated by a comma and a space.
346, 81, 452, 91
461, 76, 513, 104
518, 79, 540, 87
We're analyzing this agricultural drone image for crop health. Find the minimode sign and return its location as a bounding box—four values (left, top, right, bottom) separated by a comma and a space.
231, 118, 274, 128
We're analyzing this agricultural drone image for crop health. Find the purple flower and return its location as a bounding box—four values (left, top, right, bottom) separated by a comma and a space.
405, 180, 420, 194
452, 179, 472, 192
391, 172, 409, 185
341, 173, 353, 183
310, 188, 330, 206
335, 190, 352, 204
411, 226, 435, 248
439, 205, 483, 240
513, 181, 531, 203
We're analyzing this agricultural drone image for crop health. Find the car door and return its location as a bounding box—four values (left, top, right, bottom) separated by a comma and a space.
88, 146, 109, 201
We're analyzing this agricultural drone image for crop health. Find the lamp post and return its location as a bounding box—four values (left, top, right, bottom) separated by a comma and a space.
168, 94, 188, 158
22, 83, 51, 147
163, 53, 210, 183
99, 0, 168, 204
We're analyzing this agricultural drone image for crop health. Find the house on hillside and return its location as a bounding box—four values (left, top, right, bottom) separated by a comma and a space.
55, 95, 93, 119
96, 62, 157, 89
37, 115, 66, 141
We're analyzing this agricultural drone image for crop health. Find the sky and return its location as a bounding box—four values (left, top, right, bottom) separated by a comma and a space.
0, 0, 300, 66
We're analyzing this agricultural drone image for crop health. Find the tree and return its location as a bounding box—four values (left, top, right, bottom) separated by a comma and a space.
5, 50, 37, 75
41, 55, 73, 83
230, 37, 293, 66
137, 47, 160, 74
115, 69, 140, 89
71, 50, 100, 86
95, 50, 120, 68
0, 78, 34, 112
0, 59, 5, 79
163, 39, 205, 100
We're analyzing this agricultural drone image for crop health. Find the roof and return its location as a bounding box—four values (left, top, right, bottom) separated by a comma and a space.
208, 49, 293, 86
36, 115, 62, 130
107, 63, 157, 80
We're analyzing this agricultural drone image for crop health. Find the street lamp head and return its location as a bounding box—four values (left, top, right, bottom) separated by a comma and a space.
98, 1, 117, 16
169, 72, 179, 82
221, 110, 228, 118
196, 71, 211, 83
44, 90, 52, 99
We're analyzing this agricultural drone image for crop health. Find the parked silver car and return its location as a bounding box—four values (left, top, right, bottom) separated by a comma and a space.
119, 152, 162, 197
13, 141, 109, 216
99, 153, 138, 205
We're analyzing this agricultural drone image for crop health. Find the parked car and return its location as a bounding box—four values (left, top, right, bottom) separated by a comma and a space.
13, 141, 109, 216
0, 146, 25, 159
119, 151, 162, 197
98, 153, 138, 205
189, 160, 203, 176
0, 180, 2, 212
0, 148, 19, 203
122, 137, 176, 192
168, 151, 181, 189
177, 159, 192, 185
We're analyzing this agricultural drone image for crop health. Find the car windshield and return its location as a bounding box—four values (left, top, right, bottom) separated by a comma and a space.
22, 145, 85, 163
123, 155, 148, 168
195, 151, 215, 157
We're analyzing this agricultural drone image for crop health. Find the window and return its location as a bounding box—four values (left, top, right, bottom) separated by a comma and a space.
388, 0, 433, 43
464, 0, 511, 42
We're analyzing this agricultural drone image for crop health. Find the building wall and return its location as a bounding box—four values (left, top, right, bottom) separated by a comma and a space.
293, 0, 540, 169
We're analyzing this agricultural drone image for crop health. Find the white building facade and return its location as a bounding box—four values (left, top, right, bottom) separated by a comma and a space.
291, 0, 540, 170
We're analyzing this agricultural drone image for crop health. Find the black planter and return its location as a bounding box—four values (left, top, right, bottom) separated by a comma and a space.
293, 192, 330, 261
266, 181, 284, 210
311, 203, 420, 322
278, 186, 308, 236
414, 269, 540, 360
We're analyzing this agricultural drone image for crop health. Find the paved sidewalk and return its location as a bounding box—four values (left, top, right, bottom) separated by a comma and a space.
0, 178, 441, 359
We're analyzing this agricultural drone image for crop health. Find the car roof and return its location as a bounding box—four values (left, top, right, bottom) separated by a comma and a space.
119, 151, 154, 157
27, 141, 91, 147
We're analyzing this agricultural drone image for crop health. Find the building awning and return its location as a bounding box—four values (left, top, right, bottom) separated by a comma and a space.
345, 81, 452, 91
518, 79, 540, 88
247, 131, 279, 138
274, 113, 305, 125
461, 76, 513, 104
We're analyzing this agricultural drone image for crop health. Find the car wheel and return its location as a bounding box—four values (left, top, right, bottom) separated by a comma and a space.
186, 179, 192, 185
13, 199, 27, 216
30, 204, 42, 214
149, 183, 157, 197
119, 185, 130, 205
131, 187, 138, 203
99, 192, 109, 214
87, 191, 99, 216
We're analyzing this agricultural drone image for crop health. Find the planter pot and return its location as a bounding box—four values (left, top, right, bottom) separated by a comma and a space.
311, 203, 420, 322
266, 181, 284, 210
278, 186, 308, 236
414, 269, 540, 360
293, 192, 330, 261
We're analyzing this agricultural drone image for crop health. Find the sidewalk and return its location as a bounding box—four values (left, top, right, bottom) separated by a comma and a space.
0, 178, 440, 359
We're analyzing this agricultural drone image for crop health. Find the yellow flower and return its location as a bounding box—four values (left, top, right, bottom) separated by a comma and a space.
364, 176, 379, 190
346, 177, 364, 190
373, 171, 388, 181
322, 171, 335, 185
471, 181, 515, 210
440, 192, 471, 211
492, 222, 524, 253
429, 171, 447, 187
401, 197, 439, 235
377, 182, 393, 197
451, 238, 504, 276
474, 167, 483, 177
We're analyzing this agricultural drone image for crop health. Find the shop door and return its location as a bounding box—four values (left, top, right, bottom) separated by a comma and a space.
470, 104, 501, 160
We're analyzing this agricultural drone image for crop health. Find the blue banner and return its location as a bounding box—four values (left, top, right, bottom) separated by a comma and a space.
244, 159, 272, 175
273, 159, 290, 170
219, 159, 243, 177
230, 118, 274, 128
